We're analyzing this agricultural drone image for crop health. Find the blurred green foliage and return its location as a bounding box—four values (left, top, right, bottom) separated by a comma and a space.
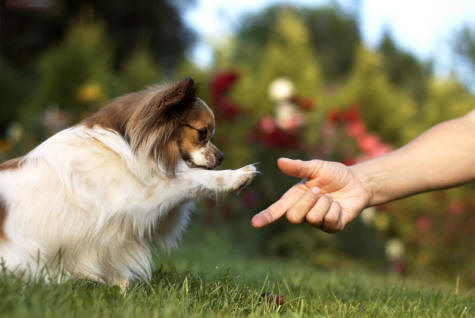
1, 0, 195, 70
26, 19, 115, 120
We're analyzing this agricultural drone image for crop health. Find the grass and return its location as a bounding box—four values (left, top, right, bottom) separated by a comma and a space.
0, 226, 473, 317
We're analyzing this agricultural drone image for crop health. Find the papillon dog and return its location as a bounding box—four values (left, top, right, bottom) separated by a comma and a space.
0, 78, 256, 290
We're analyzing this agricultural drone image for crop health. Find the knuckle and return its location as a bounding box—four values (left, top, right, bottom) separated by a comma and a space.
286, 210, 303, 224
323, 195, 333, 204
319, 198, 331, 210
324, 214, 338, 226
306, 212, 321, 225
262, 209, 275, 224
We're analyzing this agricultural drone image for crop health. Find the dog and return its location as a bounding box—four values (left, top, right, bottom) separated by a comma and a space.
0, 78, 256, 290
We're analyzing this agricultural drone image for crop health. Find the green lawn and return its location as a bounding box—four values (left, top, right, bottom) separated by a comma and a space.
0, 227, 473, 318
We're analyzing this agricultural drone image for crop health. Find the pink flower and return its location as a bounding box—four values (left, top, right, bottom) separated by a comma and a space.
357, 134, 381, 153
416, 215, 432, 232
259, 117, 276, 134
368, 143, 392, 158
320, 122, 337, 138
280, 114, 304, 131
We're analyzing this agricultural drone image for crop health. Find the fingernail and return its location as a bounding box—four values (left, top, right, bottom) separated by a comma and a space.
311, 187, 320, 194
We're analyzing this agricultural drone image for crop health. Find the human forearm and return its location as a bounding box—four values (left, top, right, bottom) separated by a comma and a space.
351, 110, 475, 206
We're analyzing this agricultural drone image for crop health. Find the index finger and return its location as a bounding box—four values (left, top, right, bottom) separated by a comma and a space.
251, 184, 308, 228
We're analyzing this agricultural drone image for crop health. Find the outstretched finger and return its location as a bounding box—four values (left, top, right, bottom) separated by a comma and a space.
251, 184, 307, 228
277, 158, 325, 180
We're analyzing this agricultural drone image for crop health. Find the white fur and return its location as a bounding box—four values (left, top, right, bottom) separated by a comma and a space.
0, 125, 256, 288
190, 145, 212, 167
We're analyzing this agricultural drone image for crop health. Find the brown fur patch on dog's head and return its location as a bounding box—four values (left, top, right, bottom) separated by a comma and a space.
82, 77, 216, 176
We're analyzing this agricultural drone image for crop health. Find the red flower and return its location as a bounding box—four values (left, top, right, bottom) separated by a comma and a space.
343, 107, 361, 122
345, 120, 367, 138
292, 97, 315, 110
258, 119, 299, 149
259, 116, 277, 134
326, 109, 342, 124
220, 204, 233, 221
326, 106, 362, 125
242, 189, 258, 208
300, 98, 315, 110
392, 259, 406, 275
211, 71, 242, 121
342, 158, 357, 166
205, 197, 216, 208
215, 98, 240, 120
211, 71, 239, 96
447, 200, 466, 215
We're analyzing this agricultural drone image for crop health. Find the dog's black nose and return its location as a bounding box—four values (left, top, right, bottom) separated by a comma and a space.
216, 151, 224, 165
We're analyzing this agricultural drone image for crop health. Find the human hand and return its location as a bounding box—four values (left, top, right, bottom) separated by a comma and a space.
251, 158, 371, 233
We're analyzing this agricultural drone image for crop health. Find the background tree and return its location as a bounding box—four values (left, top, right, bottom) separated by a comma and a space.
232, 4, 360, 82
453, 25, 475, 87
232, 8, 322, 117
378, 31, 433, 102
0, 0, 195, 70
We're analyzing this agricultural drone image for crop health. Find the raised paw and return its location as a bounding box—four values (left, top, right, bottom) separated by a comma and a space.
234, 164, 257, 191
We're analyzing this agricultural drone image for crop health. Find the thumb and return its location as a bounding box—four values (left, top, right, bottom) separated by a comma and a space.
277, 158, 324, 179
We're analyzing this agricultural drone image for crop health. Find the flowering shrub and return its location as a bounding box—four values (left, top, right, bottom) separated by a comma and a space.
204, 70, 474, 286
211, 71, 242, 121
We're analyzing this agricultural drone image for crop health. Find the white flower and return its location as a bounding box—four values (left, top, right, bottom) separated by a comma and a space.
360, 207, 376, 226
275, 101, 305, 131
269, 77, 295, 102
385, 238, 405, 260
7, 122, 24, 142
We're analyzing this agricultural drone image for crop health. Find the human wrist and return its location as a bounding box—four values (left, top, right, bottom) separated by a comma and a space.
350, 160, 380, 206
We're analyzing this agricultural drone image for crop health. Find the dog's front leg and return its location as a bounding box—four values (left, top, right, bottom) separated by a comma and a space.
181, 164, 257, 194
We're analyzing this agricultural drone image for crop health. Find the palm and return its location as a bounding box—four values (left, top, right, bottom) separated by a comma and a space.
301, 161, 369, 217
277, 160, 370, 225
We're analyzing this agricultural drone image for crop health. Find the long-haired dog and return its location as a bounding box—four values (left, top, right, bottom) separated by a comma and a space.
0, 78, 256, 290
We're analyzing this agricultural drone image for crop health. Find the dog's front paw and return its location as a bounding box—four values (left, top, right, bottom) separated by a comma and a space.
233, 164, 257, 191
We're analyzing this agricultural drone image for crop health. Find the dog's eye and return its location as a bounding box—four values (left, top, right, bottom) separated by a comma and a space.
198, 128, 208, 141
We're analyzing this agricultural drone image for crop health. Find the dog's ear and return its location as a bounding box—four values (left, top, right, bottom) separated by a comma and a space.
154, 77, 197, 120
129, 78, 197, 177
